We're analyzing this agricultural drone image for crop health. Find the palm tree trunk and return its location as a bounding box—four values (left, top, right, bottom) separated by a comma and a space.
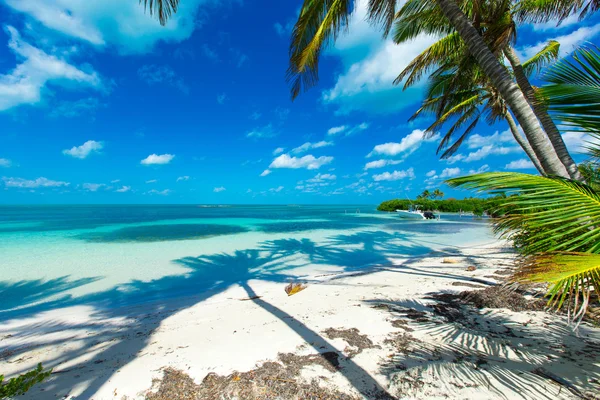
434, 0, 569, 178
504, 46, 583, 181
504, 110, 544, 174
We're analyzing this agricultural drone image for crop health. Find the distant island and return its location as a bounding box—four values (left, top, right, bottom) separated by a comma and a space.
377, 189, 504, 215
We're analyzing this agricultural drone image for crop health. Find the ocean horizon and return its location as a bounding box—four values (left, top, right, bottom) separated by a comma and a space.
0, 204, 492, 319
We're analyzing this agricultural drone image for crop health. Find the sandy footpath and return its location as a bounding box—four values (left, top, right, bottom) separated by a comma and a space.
1, 240, 599, 399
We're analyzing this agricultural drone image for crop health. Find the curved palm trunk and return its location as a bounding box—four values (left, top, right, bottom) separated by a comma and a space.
504, 46, 583, 181
434, 0, 569, 178
504, 110, 544, 174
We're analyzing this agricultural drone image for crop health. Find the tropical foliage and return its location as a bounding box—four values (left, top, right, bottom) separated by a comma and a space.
377, 196, 505, 215
541, 45, 600, 136
140, 0, 180, 25
0, 364, 52, 399
448, 172, 600, 324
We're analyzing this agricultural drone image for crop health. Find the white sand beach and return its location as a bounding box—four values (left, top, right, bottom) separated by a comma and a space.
2, 238, 599, 399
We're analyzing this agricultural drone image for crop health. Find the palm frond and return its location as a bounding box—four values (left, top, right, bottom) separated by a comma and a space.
140, 0, 179, 25
440, 116, 480, 157
515, 252, 600, 324
513, 0, 600, 23
522, 40, 560, 77
394, 33, 465, 89
367, 0, 399, 37
541, 45, 600, 134
447, 172, 600, 254
393, 0, 452, 44
287, 0, 353, 100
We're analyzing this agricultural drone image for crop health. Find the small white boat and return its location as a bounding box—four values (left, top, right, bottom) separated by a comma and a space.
395, 205, 426, 219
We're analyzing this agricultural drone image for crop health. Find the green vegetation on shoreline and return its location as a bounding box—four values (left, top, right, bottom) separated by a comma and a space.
377, 196, 505, 215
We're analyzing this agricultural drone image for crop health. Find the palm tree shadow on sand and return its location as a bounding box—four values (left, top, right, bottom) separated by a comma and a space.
366, 296, 600, 399
0, 230, 533, 399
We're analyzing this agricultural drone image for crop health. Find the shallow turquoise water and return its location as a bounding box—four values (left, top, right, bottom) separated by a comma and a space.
0, 205, 493, 320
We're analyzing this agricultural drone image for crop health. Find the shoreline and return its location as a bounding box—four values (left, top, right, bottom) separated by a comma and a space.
2, 239, 599, 399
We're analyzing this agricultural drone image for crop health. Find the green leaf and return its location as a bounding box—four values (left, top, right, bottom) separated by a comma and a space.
516, 252, 600, 323
522, 40, 560, 77
447, 172, 600, 254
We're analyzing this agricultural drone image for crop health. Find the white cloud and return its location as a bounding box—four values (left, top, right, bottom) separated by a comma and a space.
519, 23, 600, 60
505, 159, 535, 170
327, 123, 369, 136
426, 170, 436, 177
463, 145, 520, 163
291, 141, 334, 154
260, 169, 272, 177
214, 186, 226, 192
532, 14, 580, 32
116, 185, 131, 193
0, 27, 102, 112
348, 122, 369, 135
368, 129, 438, 157
147, 189, 171, 195
273, 147, 285, 155
446, 129, 522, 163
110, 179, 120, 184
327, 125, 347, 135
269, 186, 284, 193
138, 65, 188, 93
562, 131, 600, 154
364, 159, 402, 170
62, 140, 103, 159
140, 153, 175, 165
146, 179, 158, 183
176, 176, 190, 182
439, 167, 461, 178
217, 92, 227, 104
466, 130, 513, 149
83, 183, 104, 192
468, 165, 490, 174
4, 0, 213, 54
270, 154, 334, 170
3, 176, 69, 188
322, 2, 437, 114
372, 168, 415, 181
307, 173, 337, 182
247, 124, 277, 139
0, 158, 12, 167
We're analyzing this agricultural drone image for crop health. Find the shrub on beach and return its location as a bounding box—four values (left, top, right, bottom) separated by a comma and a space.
0, 363, 52, 399
377, 196, 505, 215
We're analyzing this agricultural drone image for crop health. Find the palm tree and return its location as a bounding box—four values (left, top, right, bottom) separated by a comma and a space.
446, 46, 600, 325
448, 172, 600, 325
287, 0, 570, 178
410, 59, 544, 173
432, 188, 445, 199
394, 1, 581, 180
417, 189, 432, 199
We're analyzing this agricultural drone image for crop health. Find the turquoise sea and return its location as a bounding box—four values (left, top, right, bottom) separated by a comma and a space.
0, 205, 493, 320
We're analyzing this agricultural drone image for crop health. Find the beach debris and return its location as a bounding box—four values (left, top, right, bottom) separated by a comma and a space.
451, 282, 485, 289
285, 283, 307, 296
239, 296, 261, 301
322, 328, 379, 357
442, 258, 459, 264
145, 352, 365, 400
465, 266, 477, 271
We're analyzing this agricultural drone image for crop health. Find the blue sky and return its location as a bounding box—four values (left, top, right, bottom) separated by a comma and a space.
0, 0, 597, 204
